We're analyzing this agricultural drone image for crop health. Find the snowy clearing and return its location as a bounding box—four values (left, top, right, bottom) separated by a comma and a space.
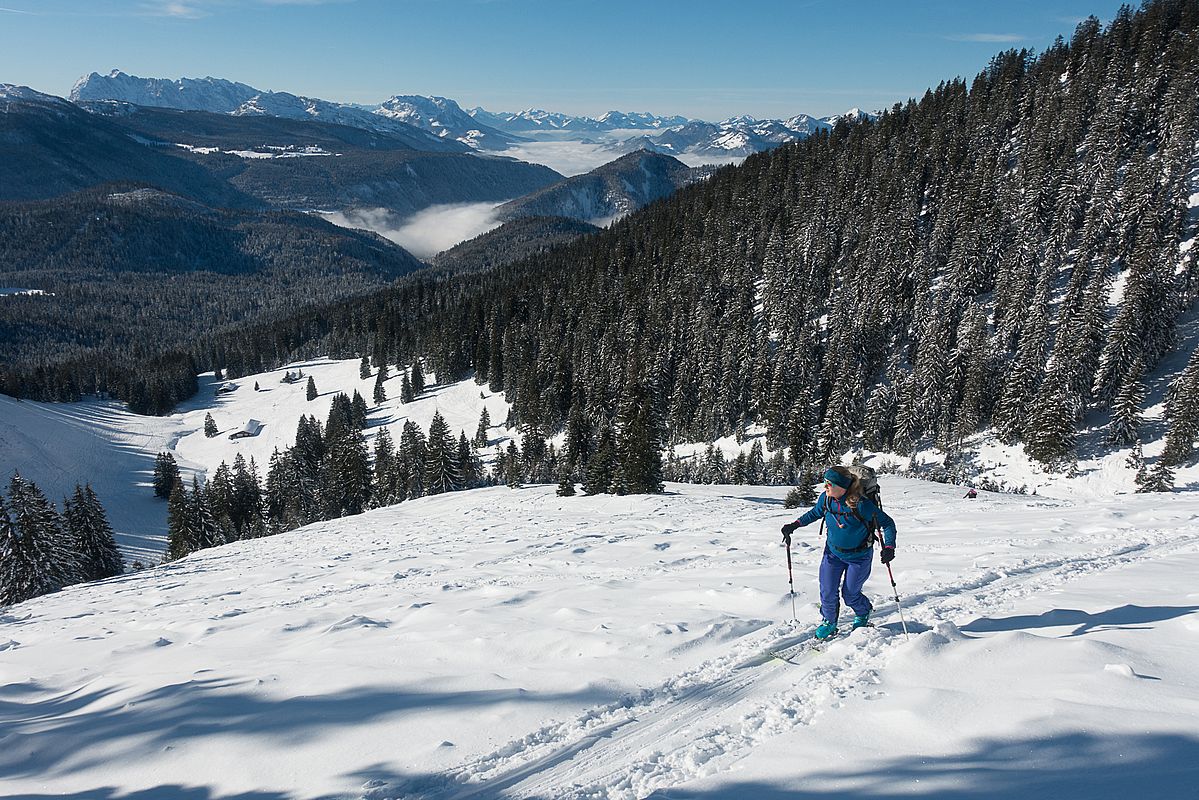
1, 480, 1197, 798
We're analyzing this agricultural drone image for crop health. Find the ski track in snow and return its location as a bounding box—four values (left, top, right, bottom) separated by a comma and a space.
368, 526, 1199, 800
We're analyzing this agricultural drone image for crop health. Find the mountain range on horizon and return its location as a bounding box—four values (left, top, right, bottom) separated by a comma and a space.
69, 69, 877, 157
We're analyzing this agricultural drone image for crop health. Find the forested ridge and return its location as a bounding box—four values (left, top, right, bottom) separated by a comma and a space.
7, 1, 1199, 479
0, 186, 427, 413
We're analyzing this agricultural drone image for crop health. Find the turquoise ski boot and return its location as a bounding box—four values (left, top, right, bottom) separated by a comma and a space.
851, 613, 872, 630
815, 620, 838, 640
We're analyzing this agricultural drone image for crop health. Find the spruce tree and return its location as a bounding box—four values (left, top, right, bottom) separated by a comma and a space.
153, 452, 181, 499
612, 355, 665, 494
204, 413, 218, 438
373, 369, 387, 404
371, 427, 398, 507
351, 391, 369, 430
360, 355, 372, 380
410, 361, 426, 396
166, 480, 196, 561
504, 440, 522, 489
425, 411, 462, 495
1137, 461, 1175, 493
556, 466, 577, 497
65, 485, 122, 582
398, 420, 428, 499
1107, 360, 1146, 447
0, 494, 25, 606
400, 373, 414, 404
306, 376, 318, 401
457, 432, 481, 489
474, 407, 491, 448
192, 476, 226, 551
6, 475, 75, 598
1162, 348, 1199, 465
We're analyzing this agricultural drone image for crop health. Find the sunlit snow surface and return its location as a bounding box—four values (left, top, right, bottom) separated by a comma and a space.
1, 480, 1197, 799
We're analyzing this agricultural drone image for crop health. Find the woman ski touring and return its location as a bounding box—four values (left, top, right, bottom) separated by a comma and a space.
780, 466, 897, 640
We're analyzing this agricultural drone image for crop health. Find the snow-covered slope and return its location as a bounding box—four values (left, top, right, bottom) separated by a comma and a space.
0, 358, 513, 562
374, 95, 523, 150
2, 479, 1196, 798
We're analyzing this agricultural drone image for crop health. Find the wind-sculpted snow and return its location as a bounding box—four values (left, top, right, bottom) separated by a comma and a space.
1, 481, 1197, 798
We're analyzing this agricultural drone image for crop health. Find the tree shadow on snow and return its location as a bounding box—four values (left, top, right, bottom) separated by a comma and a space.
0, 679, 618, 781
5, 786, 292, 800
342, 731, 1199, 800
962, 604, 1199, 638
641, 731, 1199, 800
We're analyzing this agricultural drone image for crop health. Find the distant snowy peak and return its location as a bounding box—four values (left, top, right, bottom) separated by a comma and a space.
821, 107, 879, 126
70, 70, 465, 153
0, 84, 68, 104
469, 107, 695, 134
609, 114, 839, 158
374, 95, 522, 149
596, 110, 691, 130
71, 70, 260, 113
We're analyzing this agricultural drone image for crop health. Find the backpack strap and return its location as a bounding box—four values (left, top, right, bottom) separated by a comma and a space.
849, 502, 878, 550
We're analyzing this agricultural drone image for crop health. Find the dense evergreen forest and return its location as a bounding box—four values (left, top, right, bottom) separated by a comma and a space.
6, 1, 1199, 482
0, 187, 427, 413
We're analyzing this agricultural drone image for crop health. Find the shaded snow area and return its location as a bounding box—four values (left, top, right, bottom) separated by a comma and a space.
2, 481, 1197, 798
0, 395, 194, 563
0, 359, 513, 562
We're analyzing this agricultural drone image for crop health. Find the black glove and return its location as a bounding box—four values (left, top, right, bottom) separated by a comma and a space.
879, 545, 895, 564
781, 521, 798, 544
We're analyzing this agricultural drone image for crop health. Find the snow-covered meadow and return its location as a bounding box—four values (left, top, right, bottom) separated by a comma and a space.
2, 477, 1198, 799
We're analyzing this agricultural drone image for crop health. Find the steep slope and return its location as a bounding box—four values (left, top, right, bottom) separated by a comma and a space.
496, 149, 702, 224
0, 88, 258, 208
431, 215, 601, 273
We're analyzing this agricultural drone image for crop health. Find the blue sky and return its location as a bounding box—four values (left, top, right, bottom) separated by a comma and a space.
1, 0, 1133, 120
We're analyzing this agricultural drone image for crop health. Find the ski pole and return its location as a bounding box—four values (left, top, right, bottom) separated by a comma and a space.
877, 533, 910, 640
785, 539, 797, 623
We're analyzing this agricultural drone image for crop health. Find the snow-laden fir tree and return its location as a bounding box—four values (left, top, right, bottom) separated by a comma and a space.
63, 484, 122, 583
5, 475, 76, 600
474, 407, 491, 448
410, 360, 426, 396
371, 427, 398, 507
153, 452, 180, 498
373, 369, 387, 404
1162, 347, 1199, 465
424, 411, 462, 495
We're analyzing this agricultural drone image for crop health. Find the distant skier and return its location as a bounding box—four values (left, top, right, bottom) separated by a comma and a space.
780, 466, 897, 640
964, 488, 978, 499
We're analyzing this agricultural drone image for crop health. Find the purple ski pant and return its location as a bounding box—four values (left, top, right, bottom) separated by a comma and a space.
819, 547, 873, 623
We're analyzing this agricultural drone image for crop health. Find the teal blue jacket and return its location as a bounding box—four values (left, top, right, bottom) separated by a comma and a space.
795, 492, 897, 560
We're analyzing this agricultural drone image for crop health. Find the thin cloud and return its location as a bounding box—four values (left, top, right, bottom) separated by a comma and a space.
946, 33, 1026, 43
0, 6, 35, 12
141, 1, 210, 17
